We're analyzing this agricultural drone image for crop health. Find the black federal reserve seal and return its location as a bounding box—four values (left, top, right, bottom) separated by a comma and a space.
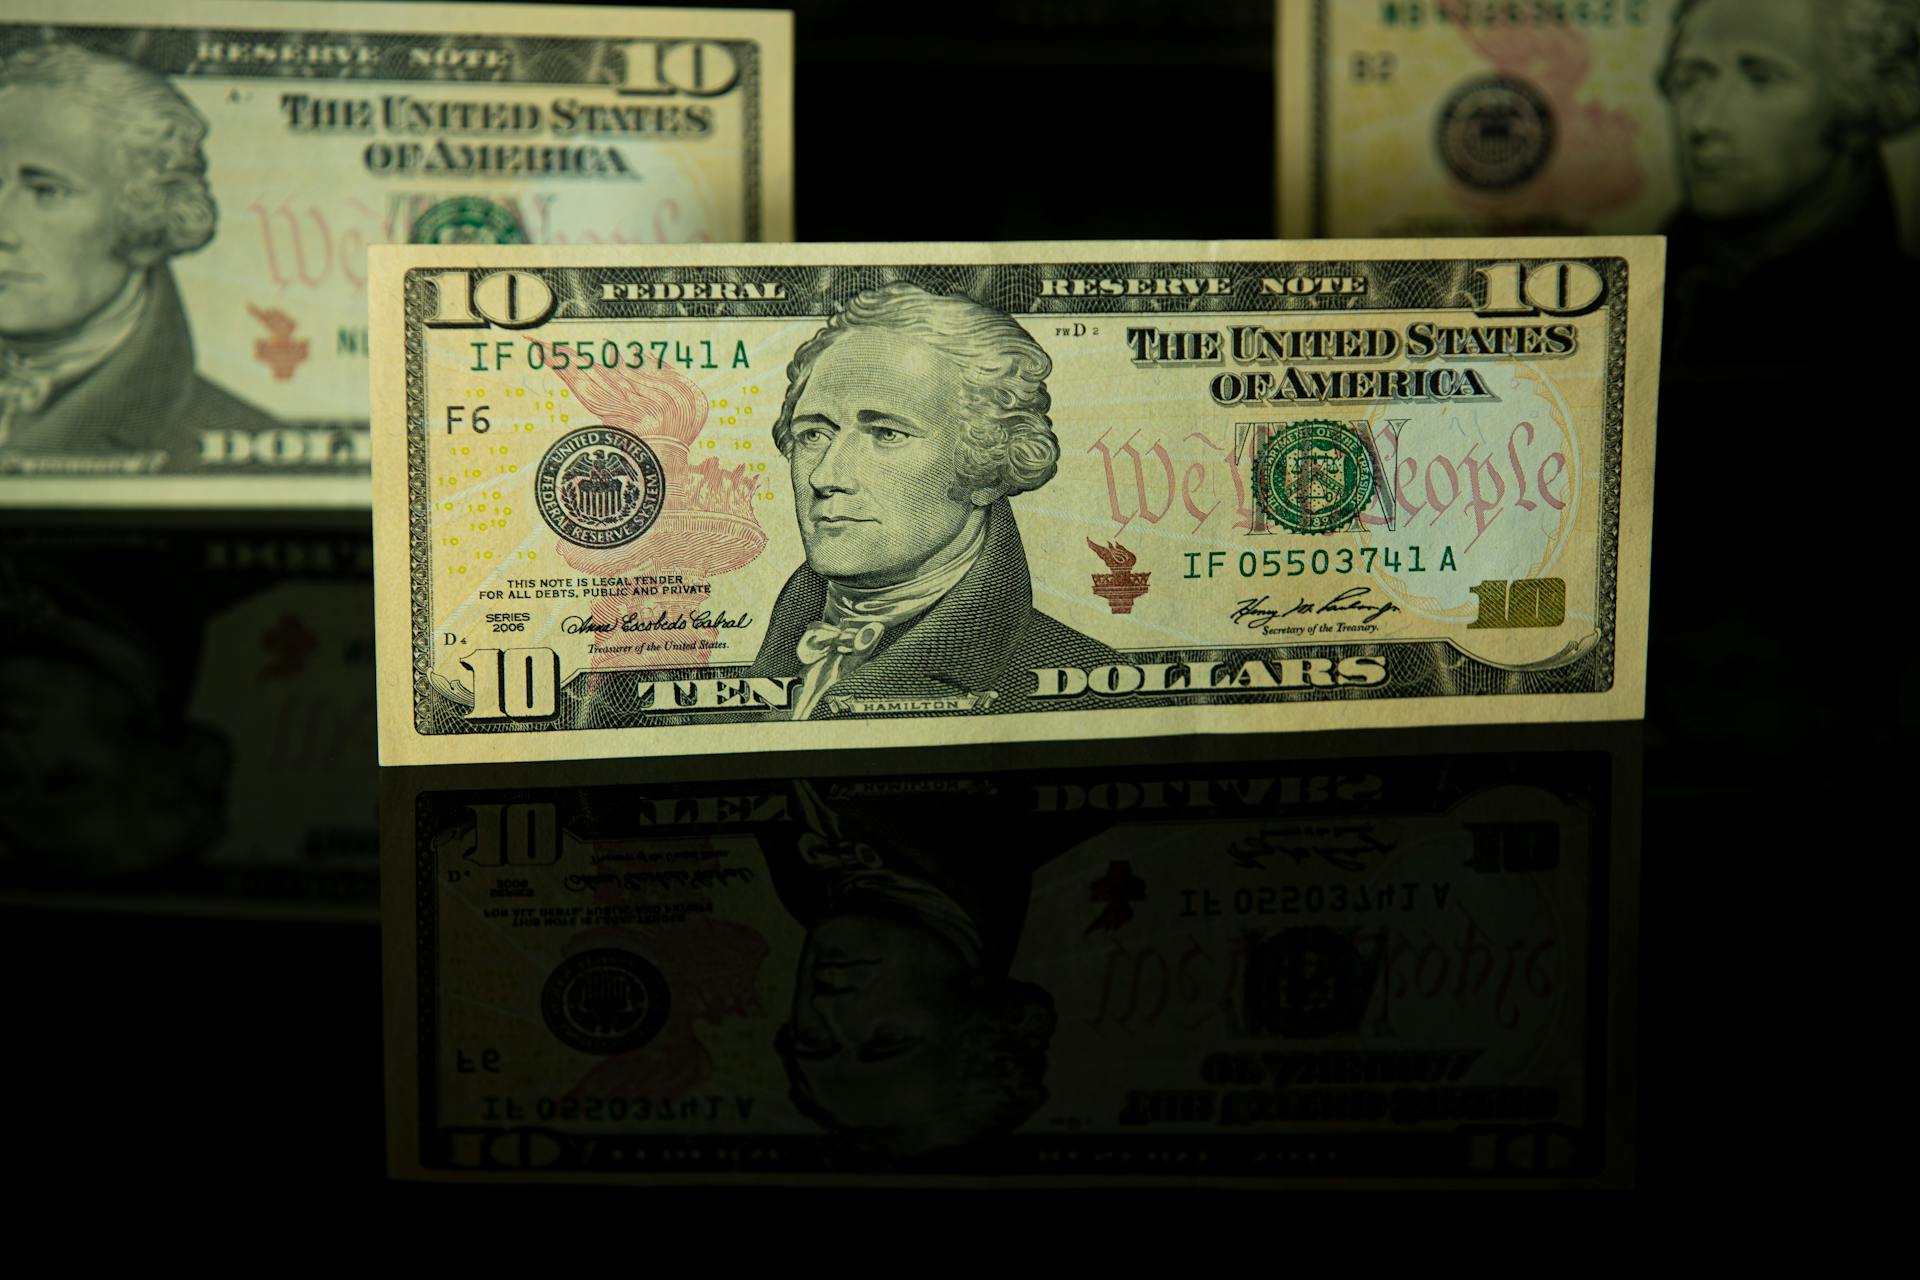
1255, 419, 1377, 534
1436, 74, 1555, 192
540, 948, 671, 1055
536, 426, 666, 548
409, 196, 525, 245
1241, 926, 1378, 1039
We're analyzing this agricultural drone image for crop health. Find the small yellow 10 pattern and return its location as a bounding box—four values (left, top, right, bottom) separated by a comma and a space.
700, 382, 776, 501
436, 383, 575, 573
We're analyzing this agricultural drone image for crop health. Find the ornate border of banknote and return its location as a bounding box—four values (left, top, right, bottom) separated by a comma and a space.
1277, 0, 1337, 239
371, 240, 1661, 764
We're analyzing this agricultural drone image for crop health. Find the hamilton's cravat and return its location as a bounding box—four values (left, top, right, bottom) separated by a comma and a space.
787, 517, 986, 721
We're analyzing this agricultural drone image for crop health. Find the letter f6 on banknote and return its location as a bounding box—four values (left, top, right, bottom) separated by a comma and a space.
370, 238, 1661, 764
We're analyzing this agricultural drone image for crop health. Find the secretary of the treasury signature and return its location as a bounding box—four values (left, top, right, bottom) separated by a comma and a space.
1231, 588, 1402, 633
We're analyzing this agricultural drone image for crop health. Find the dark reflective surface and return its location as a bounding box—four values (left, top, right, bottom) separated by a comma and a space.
383, 725, 1635, 1185
0, 518, 376, 910
7, 722, 1653, 1195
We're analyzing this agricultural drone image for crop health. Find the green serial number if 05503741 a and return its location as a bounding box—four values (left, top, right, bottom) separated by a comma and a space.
1184, 546, 1460, 577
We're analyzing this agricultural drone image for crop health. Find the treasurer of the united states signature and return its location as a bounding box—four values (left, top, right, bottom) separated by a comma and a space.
562, 609, 754, 634
1230, 589, 1403, 633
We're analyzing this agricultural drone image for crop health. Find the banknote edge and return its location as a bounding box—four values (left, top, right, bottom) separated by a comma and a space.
387, 249, 1645, 752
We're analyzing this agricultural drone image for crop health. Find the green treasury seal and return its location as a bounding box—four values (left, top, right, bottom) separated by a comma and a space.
409, 196, 526, 245
1255, 419, 1377, 534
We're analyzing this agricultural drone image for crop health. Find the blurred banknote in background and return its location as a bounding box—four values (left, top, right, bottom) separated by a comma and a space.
372, 239, 1660, 763
1276, 0, 1920, 367
0, 0, 793, 509
384, 730, 1637, 1184
0, 521, 377, 915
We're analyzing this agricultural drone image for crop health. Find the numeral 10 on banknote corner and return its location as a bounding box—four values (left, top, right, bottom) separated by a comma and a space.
423, 269, 556, 329
459, 647, 560, 720
1475, 262, 1605, 316
454, 803, 561, 870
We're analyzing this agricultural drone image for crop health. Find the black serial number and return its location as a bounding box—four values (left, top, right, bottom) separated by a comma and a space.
1180, 881, 1448, 916
479, 1094, 751, 1122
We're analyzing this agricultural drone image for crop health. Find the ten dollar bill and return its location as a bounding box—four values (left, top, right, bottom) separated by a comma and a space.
0, 0, 791, 510
1275, 0, 1920, 249
371, 238, 1662, 764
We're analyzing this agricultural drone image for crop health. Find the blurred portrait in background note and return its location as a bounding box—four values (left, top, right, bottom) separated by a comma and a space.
1658, 0, 1920, 364
0, 44, 278, 473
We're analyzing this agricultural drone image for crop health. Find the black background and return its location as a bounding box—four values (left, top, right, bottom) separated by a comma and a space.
6, 0, 1898, 1209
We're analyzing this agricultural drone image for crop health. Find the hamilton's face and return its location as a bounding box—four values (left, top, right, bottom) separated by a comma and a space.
787, 326, 985, 588
1665, 0, 1839, 222
0, 654, 139, 875
787, 912, 972, 1130
0, 84, 138, 339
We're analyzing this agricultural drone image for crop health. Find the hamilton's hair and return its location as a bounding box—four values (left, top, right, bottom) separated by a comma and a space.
0, 44, 218, 261
773, 282, 1060, 500
1660, 0, 1920, 142
774, 973, 1056, 1163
